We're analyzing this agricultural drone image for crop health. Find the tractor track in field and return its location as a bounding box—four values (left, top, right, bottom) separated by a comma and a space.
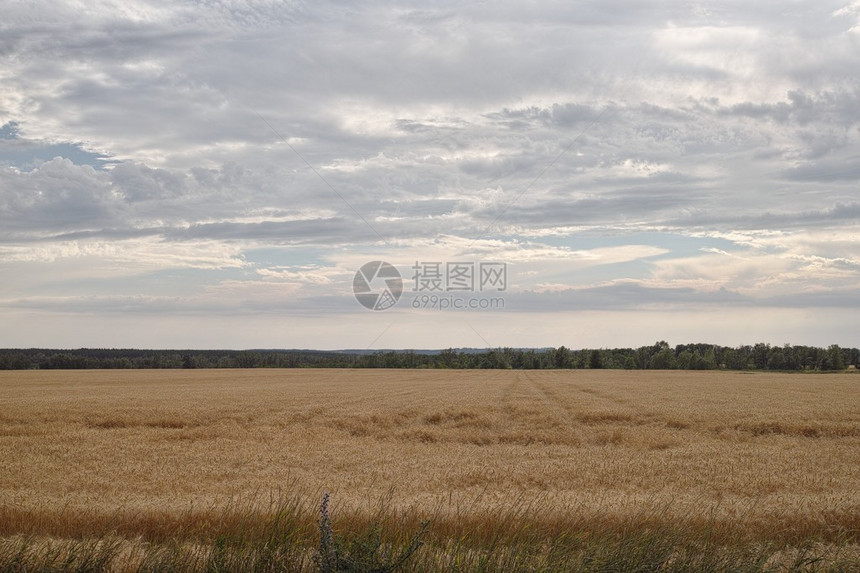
517, 371, 585, 443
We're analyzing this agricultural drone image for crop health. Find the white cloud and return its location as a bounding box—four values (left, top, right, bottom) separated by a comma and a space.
1, 0, 858, 348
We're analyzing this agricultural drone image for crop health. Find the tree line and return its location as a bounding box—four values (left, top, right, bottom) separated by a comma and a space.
0, 342, 857, 371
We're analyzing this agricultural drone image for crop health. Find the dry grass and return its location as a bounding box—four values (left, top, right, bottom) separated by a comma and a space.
1, 369, 859, 570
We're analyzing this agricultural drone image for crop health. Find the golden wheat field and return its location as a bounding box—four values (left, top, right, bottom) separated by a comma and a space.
2, 368, 860, 567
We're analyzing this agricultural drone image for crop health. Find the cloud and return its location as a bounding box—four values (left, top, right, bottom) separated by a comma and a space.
1, 0, 859, 348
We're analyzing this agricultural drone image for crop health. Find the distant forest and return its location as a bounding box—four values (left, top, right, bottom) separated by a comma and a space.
0, 342, 857, 371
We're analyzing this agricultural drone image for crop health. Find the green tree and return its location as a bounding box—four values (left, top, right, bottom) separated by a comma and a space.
827, 345, 845, 370
650, 348, 676, 369
439, 348, 457, 368
588, 349, 603, 369
767, 347, 786, 370
752, 343, 770, 369
236, 351, 262, 368
552, 346, 571, 369
689, 351, 709, 370
703, 347, 718, 369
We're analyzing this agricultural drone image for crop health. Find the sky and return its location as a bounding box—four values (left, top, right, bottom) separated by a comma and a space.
1, 0, 858, 350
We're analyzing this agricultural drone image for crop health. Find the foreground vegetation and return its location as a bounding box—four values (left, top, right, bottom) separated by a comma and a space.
2, 491, 859, 572
0, 341, 857, 370
1, 369, 858, 571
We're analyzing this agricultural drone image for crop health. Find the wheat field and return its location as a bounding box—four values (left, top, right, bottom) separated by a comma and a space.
1, 368, 859, 570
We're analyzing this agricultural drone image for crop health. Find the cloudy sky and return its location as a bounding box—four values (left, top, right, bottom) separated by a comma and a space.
1, 0, 859, 350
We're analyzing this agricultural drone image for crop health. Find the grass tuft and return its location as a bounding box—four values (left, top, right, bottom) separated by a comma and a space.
1, 493, 859, 572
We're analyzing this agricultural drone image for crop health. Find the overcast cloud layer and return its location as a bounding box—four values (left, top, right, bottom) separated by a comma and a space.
1, 0, 858, 349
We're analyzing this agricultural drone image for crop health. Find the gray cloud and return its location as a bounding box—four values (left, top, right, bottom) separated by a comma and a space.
1, 0, 859, 347
664, 201, 860, 231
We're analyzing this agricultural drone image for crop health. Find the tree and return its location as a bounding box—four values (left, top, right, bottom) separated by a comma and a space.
634, 347, 651, 369
236, 351, 263, 368
752, 343, 770, 369
676, 350, 693, 370
828, 345, 846, 370
588, 349, 603, 369
437, 348, 456, 368
552, 346, 571, 369
767, 347, 786, 370
703, 348, 718, 369
650, 347, 676, 369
